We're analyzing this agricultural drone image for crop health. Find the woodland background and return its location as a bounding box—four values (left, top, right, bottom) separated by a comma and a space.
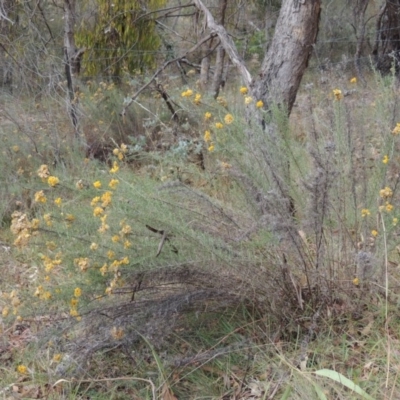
1, 1, 400, 399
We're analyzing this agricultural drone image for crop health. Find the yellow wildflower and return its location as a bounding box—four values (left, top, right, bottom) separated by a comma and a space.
74, 287, 82, 297
12, 145, 19, 152
215, 122, 223, 129
208, 144, 215, 152
124, 240, 132, 249
91, 196, 100, 206
100, 263, 108, 276
75, 257, 89, 272
54, 197, 62, 206
37, 164, 50, 179
256, 100, 264, 108
204, 112, 212, 121
65, 214, 75, 222
42, 291, 52, 300
70, 308, 79, 317
380, 186, 393, 198
386, 202, 394, 212
101, 191, 113, 207
31, 218, 40, 229
17, 365, 28, 374
224, 114, 234, 125
93, 180, 102, 189
34, 190, 47, 204
204, 130, 211, 143
107, 250, 116, 260
90, 242, 98, 250
333, 89, 343, 100
193, 93, 202, 105
76, 180, 84, 189
2, 306, 9, 317
47, 176, 59, 187
371, 229, 378, 237
93, 206, 104, 217
239, 86, 248, 95
112, 235, 120, 243
112, 148, 119, 156
110, 161, 119, 174
350, 77, 357, 83
53, 354, 62, 363
361, 208, 370, 217
109, 178, 119, 189
244, 96, 253, 105
392, 123, 400, 135
120, 223, 132, 235
383, 155, 389, 164
352, 277, 359, 285
44, 213, 52, 227
121, 143, 128, 153
181, 89, 193, 97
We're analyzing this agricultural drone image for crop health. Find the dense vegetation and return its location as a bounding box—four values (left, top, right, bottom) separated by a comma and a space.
1, 1, 400, 399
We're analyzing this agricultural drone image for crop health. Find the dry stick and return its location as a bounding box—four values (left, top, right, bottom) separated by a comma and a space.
53, 377, 156, 400
192, 0, 252, 88
121, 33, 215, 117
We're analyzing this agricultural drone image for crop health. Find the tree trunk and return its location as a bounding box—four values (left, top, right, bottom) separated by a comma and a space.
251, 0, 321, 115
372, 1, 400, 74
193, 0, 320, 118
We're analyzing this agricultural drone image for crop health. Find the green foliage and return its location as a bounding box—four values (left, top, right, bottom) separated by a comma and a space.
76, 0, 166, 79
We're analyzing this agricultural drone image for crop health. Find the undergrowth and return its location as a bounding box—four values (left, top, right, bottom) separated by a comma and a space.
1, 70, 400, 399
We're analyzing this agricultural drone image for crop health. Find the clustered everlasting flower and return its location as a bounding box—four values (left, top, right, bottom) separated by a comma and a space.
332, 89, 343, 101
361, 208, 370, 217
181, 89, 193, 97
47, 176, 59, 187
392, 123, 400, 135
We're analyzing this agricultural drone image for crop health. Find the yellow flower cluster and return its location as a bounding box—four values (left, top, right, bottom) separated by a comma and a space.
10, 211, 39, 247
34, 285, 52, 300
34, 190, 47, 203
350, 77, 357, 83
204, 112, 212, 121
37, 164, 50, 179
93, 180, 102, 189
113, 143, 128, 160
380, 186, 393, 199
109, 178, 119, 189
361, 208, 370, 217
224, 114, 234, 125
392, 123, 400, 135
74, 257, 90, 272
333, 89, 343, 101
98, 214, 109, 233
193, 93, 201, 105
382, 155, 389, 164
110, 161, 119, 174
181, 89, 193, 97
47, 176, 59, 187
239, 86, 248, 95
41, 254, 62, 273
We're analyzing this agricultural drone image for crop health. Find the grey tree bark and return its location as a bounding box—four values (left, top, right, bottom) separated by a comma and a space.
193, 0, 321, 118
